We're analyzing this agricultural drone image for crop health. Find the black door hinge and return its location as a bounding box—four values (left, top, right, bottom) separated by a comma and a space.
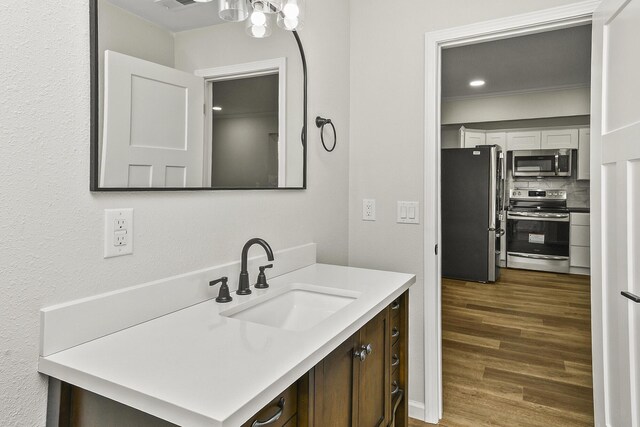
435, 244, 438, 255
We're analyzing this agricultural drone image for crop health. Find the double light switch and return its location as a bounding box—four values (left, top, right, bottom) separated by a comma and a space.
397, 201, 419, 224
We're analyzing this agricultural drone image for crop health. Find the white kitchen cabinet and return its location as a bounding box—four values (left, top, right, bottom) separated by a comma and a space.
577, 128, 591, 180
541, 129, 579, 150
570, 213, 590, 274
486, 132, 507, 149
461, 128, 487, 148
506, 131, 541, 151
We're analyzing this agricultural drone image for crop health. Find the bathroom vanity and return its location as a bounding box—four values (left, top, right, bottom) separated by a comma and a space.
39, 244, 414, 426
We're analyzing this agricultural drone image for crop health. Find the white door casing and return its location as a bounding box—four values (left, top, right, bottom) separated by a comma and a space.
101, 51, 205, 188
424, 1, 601, 424
593, 0, 640, 425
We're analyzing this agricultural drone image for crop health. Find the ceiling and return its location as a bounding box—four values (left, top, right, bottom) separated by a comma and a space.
441, 25, 592, 99
105, 0, 225, 32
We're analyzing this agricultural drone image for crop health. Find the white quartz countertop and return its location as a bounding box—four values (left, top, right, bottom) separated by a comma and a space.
39, 263, 415, 427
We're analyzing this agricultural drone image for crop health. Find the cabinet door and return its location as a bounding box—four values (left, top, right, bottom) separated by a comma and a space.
506, 131, 541, 151
577, 128, 591, 180
312, 334, 359, 427
463, 130, 487, 148
486, 132, 506, 149
356, 308, 391, 427
541, 129, 579, 149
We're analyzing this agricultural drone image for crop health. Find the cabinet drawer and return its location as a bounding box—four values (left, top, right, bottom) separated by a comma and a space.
570, 246, 590, 268
570, 225, 590, 247
391, 339, 401, 371
241, 383, 297, 427
571, 212, 590, 226
391, 365, 401, 397
391, 315, 401, 345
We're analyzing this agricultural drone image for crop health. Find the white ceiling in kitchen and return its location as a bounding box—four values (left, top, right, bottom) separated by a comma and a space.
441, 24, 592, 99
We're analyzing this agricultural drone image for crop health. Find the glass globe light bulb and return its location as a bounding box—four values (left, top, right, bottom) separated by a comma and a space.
251, 11, 267, 26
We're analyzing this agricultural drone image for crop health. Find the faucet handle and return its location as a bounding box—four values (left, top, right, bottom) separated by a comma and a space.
255, 264, 274, 289
210, 277, 233, 303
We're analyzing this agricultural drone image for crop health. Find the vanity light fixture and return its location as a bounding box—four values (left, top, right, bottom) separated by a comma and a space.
218, 0, 305, 38
469, 79, 486, 87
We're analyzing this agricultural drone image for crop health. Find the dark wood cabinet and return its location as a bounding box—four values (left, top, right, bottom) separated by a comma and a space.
302, 290, 409, 427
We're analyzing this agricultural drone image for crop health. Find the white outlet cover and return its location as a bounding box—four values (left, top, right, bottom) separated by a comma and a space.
362, 199, 376, 221
104, 209, 134, 258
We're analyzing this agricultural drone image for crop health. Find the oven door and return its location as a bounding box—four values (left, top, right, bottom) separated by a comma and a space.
507, 211, 570, 272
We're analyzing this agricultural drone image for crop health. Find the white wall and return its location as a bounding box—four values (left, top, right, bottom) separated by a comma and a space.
348, 0, 586, 412
442, 86, 591, 124
0, 0, 350, 425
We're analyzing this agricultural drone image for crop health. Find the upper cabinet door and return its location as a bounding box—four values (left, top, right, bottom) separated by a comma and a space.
101, 51, 205, 188
506, 131, 541, 151
577, 128, 591, 180
541, 129, 579, 149
463, 130, 487, 148
486, 132, 507, 149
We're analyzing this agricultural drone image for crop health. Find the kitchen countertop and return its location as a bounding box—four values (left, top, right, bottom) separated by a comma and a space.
568, 207, 590, 213
38, 263, 415, 427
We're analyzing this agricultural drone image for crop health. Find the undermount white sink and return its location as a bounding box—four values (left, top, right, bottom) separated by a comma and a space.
220, 284, 361, 331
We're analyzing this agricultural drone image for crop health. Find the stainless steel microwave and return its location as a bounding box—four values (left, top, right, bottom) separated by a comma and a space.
512, 149, 572, 177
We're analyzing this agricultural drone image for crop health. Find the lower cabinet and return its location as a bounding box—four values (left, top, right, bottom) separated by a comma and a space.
297, 290, 409, 427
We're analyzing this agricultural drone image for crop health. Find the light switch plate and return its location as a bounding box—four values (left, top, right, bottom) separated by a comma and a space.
104, 209, 134, 258
397, 201, 419, 224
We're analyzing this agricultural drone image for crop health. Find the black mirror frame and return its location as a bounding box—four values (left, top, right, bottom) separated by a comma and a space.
89, 0, 307, 192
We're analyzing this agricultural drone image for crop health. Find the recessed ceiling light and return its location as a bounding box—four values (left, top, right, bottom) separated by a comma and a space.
470, 80, 486, 87
212, 106, 222, 111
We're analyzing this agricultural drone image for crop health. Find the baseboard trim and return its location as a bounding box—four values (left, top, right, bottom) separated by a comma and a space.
409, 400, 426, 421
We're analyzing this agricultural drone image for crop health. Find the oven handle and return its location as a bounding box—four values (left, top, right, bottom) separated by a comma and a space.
509, 253, 570, 261
507, 212, 570, 221
555, 153, 560, 176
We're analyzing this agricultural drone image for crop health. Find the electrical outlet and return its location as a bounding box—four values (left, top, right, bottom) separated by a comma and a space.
363, 199, 376, 221
104, 209, 134, 258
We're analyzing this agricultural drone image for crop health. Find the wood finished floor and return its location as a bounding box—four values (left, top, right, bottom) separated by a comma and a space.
411, 268, 594, 427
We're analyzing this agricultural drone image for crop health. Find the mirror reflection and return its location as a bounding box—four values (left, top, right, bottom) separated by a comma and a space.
93, 0, 306, 190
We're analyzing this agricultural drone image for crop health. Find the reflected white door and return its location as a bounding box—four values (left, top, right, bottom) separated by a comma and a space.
101, 51, 204, 188
594, 0, 640, 425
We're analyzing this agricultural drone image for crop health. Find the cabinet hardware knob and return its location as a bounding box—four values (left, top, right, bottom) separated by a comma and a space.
354, 344, 372, 361
392, 327, 400, 338
391, 301, 400, 310
252, 397, 285, 427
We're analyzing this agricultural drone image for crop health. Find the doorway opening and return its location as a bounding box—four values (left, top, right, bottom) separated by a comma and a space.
421, 2, 601, 425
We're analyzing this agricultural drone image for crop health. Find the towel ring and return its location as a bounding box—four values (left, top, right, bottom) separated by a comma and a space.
316, 116, 337, 152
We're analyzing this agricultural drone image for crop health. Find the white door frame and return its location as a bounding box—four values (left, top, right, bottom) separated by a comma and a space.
422, 1, 601, 424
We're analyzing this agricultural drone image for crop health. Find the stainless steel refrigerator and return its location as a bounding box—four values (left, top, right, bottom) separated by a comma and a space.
441, 145, 504, 283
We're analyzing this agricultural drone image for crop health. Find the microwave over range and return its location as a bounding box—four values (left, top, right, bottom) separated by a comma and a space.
512, 149, 572, 178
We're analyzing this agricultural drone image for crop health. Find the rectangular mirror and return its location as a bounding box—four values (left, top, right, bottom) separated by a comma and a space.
90, 0, 307, 191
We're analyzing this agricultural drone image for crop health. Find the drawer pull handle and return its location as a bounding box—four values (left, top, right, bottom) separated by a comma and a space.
391, 300, 400, 310
391, 354, 400, 367
252, 397, 285, 427
392, 327, 400, 338
391, 381, 400, 395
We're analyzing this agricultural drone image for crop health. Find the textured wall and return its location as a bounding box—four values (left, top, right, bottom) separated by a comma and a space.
0, 0, 350, 425
348, 0, 586, 411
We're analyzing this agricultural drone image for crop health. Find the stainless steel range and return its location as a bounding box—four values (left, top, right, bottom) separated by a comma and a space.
507, 188, 570, 273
